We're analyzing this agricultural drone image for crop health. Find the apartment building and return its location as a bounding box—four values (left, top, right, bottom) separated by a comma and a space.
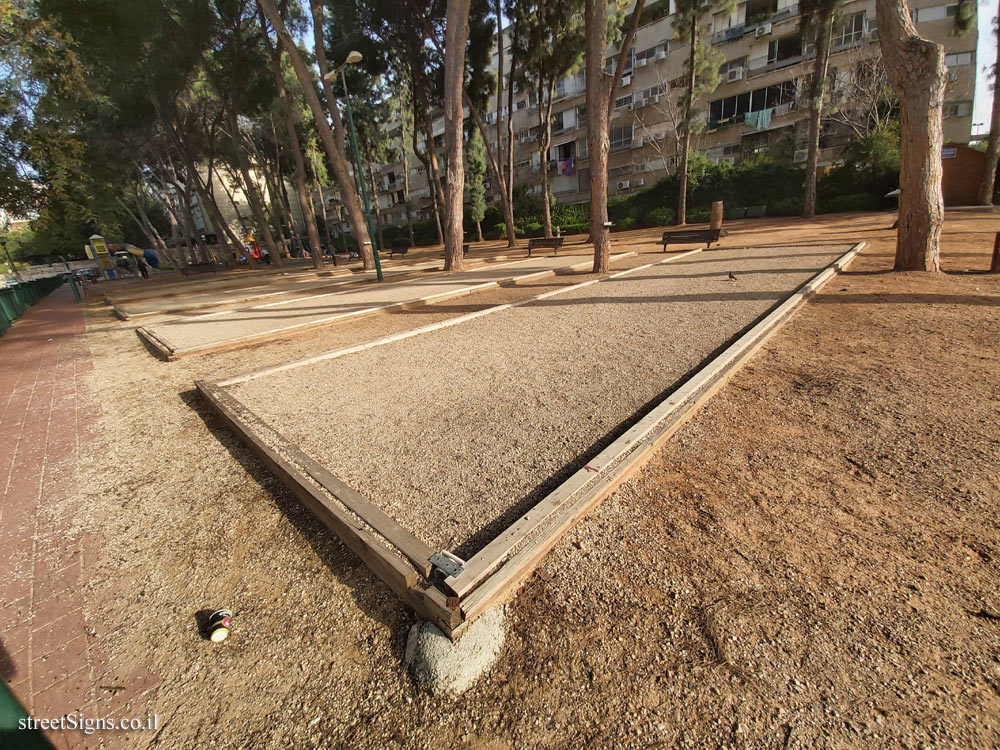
368, 0, 978, 229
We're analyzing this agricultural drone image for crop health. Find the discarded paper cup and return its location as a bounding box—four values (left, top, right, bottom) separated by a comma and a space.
209, 609, 232, 642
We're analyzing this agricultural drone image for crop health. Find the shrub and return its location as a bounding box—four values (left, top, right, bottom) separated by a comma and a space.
613, 216, 636, 231
646, 206, 676, 227
818, 193, 881, 214
687, 206, 712, 223
768, 197, 803, 216
560, 222, 589, 235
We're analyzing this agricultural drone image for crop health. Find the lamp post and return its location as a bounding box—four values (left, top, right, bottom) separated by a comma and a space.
324, 51, 383, 281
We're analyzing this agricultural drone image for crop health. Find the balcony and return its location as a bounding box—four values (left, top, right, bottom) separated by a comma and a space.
712, 25, 746, 45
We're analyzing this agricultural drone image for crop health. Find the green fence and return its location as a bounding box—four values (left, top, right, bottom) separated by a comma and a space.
0, 276, 65, 338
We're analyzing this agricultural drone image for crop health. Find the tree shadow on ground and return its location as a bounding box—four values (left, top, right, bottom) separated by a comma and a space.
179, 389, 413, 643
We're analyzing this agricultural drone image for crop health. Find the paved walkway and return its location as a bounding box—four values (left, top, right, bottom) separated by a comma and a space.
0, 286, 134, 749
138, 252, 607, 358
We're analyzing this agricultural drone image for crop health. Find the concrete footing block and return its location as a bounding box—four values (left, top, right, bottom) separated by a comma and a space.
404, 608, 507, 697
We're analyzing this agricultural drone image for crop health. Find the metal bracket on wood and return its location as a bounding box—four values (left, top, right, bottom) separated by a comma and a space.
430, 550, 466, 578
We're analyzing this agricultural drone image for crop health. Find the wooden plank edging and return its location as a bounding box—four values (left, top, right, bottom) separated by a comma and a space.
151, 253, 635, 360
195, 380, 459, 633
451, 241, 866, 626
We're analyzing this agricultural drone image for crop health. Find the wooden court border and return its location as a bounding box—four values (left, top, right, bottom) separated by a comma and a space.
197, 242, 864, 638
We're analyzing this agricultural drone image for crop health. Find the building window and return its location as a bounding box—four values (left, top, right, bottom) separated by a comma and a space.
914, 4, 958, 23
709, 79, 797, 126
614, 94, 633, 109
945, 51, 973, 67
610, 124, 634, 152
831, 11, 865, 48
943, 100, 972, 118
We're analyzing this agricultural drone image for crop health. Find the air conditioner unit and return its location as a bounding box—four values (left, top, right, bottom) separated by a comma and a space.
655, 48, 666, 61
727, 67, 744, 83
755, 22, 772, 38
650, 94, 662, 104
620, 75, 632, 87
617, 180, 630, 190
633, 178, 645, 187
636, 58, 648, 68
631, 138, 643, 149
793, 149, 808, 163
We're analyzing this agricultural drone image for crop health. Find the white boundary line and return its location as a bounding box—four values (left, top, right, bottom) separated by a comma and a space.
215, 249, 702, 387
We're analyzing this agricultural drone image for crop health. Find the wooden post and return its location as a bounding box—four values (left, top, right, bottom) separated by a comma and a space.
992, 231, 1000, 273
710, 201, 724, 231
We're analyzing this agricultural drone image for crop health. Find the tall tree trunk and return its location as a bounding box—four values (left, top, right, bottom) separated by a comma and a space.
265, 28, 325, 269
585, 0, 611, 272
219, 165, 252, 243
258, 0, 375, 269
247, 136, 289, 264
492, 0, 517, 247
466, 96, 516, 246
402, 147, 416, 245
505, 23, 518, 245
606, 0, 646, 117
177, 143, 244, 262
979, 0, 1000, 206
315, 176, 338, 264
877, 0, 946, 272
364, 142, 387, 253
307, 0, 380, 266
423, 114, 448, 233
803, 10, 835, 219
538, 74, 555, 238
677, 13, 698, 227
442, 0, 472, 270
271, 114, 303, 251
413, 110, 445, 245
228, 110, 282, 264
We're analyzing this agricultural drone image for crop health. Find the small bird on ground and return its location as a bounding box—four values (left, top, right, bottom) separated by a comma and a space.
727, 271, 737, 281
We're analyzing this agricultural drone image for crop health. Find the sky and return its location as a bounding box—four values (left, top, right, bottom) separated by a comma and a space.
974, 0, 998, 136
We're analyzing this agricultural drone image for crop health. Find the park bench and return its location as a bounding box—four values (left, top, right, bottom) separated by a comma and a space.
660, 228, 725, 251
390, 242, 409, 258
180, 262, 217, 276
527, 237, 565, 256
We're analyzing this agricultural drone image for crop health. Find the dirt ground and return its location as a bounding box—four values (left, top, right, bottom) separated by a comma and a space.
66, 211, 999, 748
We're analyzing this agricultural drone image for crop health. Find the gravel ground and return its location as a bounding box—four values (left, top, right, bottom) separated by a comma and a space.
141, 253, 604, 353
54, 212, 1000, 748
115, 259, 465, 318
229, 244, 847, 556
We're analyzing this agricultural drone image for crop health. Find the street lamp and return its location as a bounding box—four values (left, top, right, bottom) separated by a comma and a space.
324, 51, 383, 281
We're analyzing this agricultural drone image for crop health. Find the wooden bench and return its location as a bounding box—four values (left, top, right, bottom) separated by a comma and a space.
389, 243, 409, 258
527, 237, 565, 256
180, 262, 217, 276
660, 228, 726, 251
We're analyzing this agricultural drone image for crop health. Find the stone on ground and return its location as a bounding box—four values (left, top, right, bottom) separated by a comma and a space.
404, 608, 506, 697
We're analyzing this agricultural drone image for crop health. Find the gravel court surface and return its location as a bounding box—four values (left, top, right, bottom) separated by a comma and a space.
142, 253, 602, 352
228, 243, 849, 557
115, 260, 445, 318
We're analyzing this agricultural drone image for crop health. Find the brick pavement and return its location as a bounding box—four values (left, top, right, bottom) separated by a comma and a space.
0, 286, 121, 749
